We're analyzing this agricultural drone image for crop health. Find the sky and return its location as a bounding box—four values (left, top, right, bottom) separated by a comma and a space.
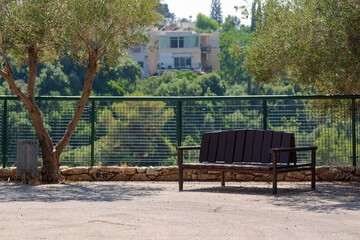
162, 0, 251, 26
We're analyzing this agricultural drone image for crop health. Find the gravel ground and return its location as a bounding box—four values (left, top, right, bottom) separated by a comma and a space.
0, 181, 359, 240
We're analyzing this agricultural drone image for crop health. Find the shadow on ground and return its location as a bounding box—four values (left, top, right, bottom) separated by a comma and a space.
184, 182, 360, 213
0, 182, 163, 203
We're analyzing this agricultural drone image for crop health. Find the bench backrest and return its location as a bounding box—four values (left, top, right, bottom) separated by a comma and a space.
199, 129, 296, 164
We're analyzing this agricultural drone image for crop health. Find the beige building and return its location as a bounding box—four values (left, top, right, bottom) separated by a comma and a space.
133, 24, 220, 77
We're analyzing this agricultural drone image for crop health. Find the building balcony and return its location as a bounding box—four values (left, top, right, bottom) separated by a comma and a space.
201, 45, 211, 53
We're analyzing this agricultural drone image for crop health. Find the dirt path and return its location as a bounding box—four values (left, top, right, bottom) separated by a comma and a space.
0, 181, 359, 239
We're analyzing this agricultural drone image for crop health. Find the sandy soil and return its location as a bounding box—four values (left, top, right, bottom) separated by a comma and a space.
0, 181, 359, 240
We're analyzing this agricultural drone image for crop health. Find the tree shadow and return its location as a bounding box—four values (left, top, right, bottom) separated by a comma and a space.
0, 182, 164, 203
184, 182, 360, 213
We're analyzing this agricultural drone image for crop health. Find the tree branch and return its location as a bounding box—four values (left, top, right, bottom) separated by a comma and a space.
55, 52, 98, 154
0, 45, 14, 76
26, 46, 38, 104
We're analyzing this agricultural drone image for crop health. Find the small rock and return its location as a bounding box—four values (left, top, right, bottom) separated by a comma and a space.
162, 167, 178, 175
132, 173, 149, 181
89, 166, 100, 174
61, 167, 89, 175
235, 173, 254, 181
111, 173, 129, 181
123, 167, 136, 175
146, 167, 160, 177
99, 166, 122, 173
65, 174, 93, 181
136, 167, 147, 174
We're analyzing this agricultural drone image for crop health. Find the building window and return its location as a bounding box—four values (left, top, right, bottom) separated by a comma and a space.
174, 57, 191, 68
159, 36, 199, 49
138, 61, 144, 68
170, 37, 185, 48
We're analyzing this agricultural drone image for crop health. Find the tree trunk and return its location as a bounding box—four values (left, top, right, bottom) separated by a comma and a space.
1, 45, 98, 183
40, 146, 61, 183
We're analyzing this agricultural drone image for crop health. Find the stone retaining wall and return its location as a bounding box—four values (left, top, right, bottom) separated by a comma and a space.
0, 166, 360, 182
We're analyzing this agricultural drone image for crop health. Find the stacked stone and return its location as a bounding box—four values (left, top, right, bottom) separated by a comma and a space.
0, 166, 359, 182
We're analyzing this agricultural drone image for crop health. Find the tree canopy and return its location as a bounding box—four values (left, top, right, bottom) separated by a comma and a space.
0, 0, 161, 182
245, 0, 360, 95
210, 0, 223, 26
195, 13, 219, 32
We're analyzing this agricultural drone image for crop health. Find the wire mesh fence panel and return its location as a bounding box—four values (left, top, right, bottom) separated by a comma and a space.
7, 101, 38, 166
268, 99, 352, 165
0, 96, 359, 167
95, 101, 177, 166
181, 100, 263, 163
356, 99, 360, 167
0, 101, 3, 166
6, 101, 91, 167
46, 102, 91, 166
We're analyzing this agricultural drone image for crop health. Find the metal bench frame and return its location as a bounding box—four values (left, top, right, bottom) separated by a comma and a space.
177, 129, 317, 194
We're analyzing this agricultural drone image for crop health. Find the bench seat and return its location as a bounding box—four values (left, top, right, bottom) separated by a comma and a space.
177, 129, 317, 194
182, 162, 313, 172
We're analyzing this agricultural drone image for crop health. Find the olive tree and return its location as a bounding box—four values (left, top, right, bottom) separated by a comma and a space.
244, 0, 360, 95
0, 0, 160, 183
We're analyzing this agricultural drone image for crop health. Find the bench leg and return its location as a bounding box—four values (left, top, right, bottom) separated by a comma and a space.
272, 153, 278, 194
179, 165, 183, 191
178, 149, 184, 191
272, 173, 277, 194
221, 172, 225, 187
311, 149, 316, 190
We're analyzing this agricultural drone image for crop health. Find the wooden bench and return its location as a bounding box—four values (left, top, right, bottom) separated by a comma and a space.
177, 129, 318, 194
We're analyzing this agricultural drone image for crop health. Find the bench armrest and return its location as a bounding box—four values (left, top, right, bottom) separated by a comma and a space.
176, 146, 201, 151
270, 146, 318, 153
177, 146, 201, 166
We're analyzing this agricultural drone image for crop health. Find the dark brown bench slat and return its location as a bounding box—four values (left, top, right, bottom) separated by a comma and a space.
207, 132, 219, 163
224, 131, 237, 163
261, 131, 273, 163
272, 131, 283, 163
252, 130, 264, 162
243, 130, 255, 162
290, 134, 297, 163
216, 131, 227, 162
183, 162, 272, 171
279, 132, 291, 163
199, 133, 211, 163
233, 130, 246, 162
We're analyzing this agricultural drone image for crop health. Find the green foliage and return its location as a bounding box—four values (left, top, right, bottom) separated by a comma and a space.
155, 77, 202, 96
196, 73, 226, 96
95, 57, 142, 96
245, 0, 360, 95
195, 13, 219, 32
315, 126, 350, 165
218, 17, 251, 87
95, 100, 175, 166
37, 64, 71, 96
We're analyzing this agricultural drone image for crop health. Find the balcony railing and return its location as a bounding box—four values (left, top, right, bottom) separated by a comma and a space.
201, 45, 211, 53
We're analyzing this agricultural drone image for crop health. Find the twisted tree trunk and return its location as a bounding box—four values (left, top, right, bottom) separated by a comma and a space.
0, 44, 99, 183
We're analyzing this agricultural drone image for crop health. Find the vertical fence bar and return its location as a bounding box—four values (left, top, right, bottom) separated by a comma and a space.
2, 100, 7, 168
90, 101, 96, 166
352, 98, 356, 166
176, 100, 183, 148
263, 99, 268, 130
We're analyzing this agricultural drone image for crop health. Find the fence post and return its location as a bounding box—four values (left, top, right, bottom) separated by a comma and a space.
263, 100, 268, 130
176, 100, 183, 148
90, 101, 96, 166
2, 100, 7, 168
352, 98, 356, 167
